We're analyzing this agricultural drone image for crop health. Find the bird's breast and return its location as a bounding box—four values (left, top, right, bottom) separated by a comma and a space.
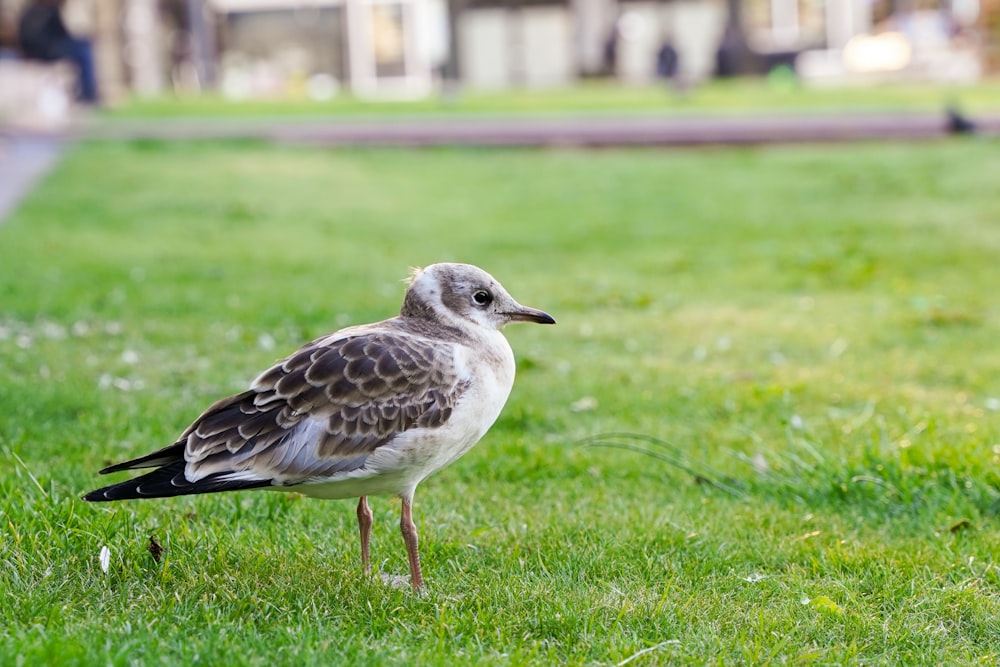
294, 332, 518, 499
394, 334, 515, 478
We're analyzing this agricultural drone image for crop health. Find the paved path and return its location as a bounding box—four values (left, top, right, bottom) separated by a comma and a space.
83, 110, 999, 147
0, 132, 67, 223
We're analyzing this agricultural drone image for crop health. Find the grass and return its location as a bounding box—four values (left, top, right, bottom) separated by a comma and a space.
110, 78, 1000, 119
2, 138, 1000, 665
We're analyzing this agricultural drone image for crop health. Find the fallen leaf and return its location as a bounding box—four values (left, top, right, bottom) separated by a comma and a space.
148, 536, 164, 563
948, 518, 972, 533
803, 595, 844, 615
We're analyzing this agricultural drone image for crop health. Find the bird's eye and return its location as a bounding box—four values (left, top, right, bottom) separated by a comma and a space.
472, 290, 492, 307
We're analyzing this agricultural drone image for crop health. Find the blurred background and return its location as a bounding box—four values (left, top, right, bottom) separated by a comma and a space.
3, 2, 1000, 661
0, 0, 997, 120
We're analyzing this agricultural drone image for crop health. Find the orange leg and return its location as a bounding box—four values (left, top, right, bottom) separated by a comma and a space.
357, 496, 373, 575
399, 496, 423, 591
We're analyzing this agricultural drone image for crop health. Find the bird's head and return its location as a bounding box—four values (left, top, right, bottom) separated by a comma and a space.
401, 263, 555, 331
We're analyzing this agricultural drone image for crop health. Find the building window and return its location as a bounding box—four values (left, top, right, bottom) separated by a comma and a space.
746, 0, 826, 51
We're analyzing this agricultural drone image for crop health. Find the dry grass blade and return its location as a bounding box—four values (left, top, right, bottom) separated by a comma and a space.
581, 432, 745, 498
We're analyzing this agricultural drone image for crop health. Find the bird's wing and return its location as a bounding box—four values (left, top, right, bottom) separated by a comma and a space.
179, 329, 471, 485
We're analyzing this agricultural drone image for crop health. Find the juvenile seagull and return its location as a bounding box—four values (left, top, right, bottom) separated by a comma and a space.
84, 263, 554, 590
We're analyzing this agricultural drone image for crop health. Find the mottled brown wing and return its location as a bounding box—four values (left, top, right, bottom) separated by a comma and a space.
181, 330, 470, 483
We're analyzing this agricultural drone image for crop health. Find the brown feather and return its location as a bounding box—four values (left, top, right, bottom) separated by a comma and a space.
179, 326, 469, 482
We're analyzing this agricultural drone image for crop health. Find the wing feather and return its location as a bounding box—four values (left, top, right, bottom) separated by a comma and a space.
181, 328, 469, 483
88, 324, 471, 497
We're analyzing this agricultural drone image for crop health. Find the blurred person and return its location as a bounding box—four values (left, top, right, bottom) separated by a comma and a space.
656, 40, 679, 82
602, 28, 617, 76
655, 38, 690, 95
1, 5, 19, 58
17, 0, 98, 103
158, 0, 192, 91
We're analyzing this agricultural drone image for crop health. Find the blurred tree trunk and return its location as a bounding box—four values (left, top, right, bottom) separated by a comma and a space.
715, 0, 757, 77
95, 0, 127, 104
981, 0, 1000, 72
186, 0, 216, 90
441, 0, 462, 94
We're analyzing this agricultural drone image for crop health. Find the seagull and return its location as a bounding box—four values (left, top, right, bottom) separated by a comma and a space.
84, 263, 555, 590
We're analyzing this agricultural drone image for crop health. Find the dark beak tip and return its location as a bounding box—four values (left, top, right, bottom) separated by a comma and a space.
510, 307, 555, 325
527, 309, 556, 325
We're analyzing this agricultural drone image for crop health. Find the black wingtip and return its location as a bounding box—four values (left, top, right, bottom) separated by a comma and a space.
83, 463, 273, 503
84, 460, 190, 502
97, 443, 186, 475
82, 479, 150, 502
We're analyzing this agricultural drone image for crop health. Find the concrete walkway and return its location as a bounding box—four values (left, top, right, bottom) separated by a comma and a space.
0, 132, 67, 222
84, 110, 1000, 147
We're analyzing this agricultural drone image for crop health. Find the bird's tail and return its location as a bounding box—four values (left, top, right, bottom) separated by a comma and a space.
83, 461, 271, 501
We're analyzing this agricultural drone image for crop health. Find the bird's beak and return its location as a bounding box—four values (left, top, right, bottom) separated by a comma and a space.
507, 305, 556, 325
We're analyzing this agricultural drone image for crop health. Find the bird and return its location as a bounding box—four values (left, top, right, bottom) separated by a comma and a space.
84, 263, 555, 590
945, 104, 977, 135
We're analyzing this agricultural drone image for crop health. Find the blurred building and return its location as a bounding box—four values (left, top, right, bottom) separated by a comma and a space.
206, 0, 449, 99
0, 0, 997, 101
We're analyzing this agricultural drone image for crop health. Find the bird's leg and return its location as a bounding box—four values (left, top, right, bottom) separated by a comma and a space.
399, 496, 423, 591
357, 496, 373, 575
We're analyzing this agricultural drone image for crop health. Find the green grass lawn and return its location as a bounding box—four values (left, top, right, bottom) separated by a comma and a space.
111, 78, 1000, 119
2, 138, 1000, 665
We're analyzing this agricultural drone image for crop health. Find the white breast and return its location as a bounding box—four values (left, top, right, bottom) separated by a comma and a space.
292, 330, 516, 501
